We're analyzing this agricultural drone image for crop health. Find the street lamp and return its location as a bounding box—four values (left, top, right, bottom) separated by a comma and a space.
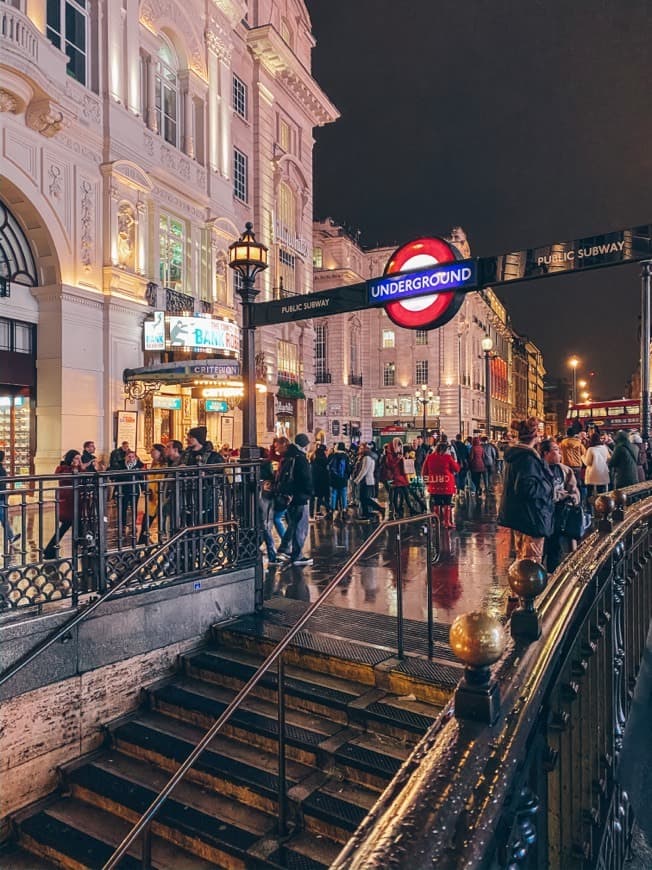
228, 222, 268, 459
578, 379, 587, 390
481, 336, 493, 438
568, 356, 579, 404
415, 384, 434, 439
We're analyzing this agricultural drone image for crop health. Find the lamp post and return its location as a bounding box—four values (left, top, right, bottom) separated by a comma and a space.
568, 356, 579, 404
415, 384, 434, 439
482, 336, 493, 439
228, 222, 268, 460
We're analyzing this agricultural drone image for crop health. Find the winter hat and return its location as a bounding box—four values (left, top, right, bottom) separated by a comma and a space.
512, 417, 539, 443
188, 426, 207, 445
336, 442, 346, 451
295, 433, 310, 449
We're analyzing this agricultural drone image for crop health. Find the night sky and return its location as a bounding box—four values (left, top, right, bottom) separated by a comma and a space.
305, 0, 652, 398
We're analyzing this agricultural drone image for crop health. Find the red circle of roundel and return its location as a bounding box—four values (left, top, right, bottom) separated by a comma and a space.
383, 237, 458, 330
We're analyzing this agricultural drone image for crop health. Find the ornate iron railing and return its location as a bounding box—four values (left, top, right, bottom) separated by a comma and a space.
0, 461, 260, 614
334, 486, 652, 869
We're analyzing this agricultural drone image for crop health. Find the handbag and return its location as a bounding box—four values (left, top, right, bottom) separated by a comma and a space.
558, 502, 587, 539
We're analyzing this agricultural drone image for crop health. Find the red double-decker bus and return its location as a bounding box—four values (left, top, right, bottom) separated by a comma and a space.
566, 399, 640, 433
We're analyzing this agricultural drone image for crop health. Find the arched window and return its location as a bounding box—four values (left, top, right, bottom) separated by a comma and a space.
0, 201, 38, 288
278, 182, 296, 233
156, 38, 179, 147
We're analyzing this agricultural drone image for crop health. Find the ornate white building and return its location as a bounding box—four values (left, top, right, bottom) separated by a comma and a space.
0, 0, 337, 474
313, 220, 534, 444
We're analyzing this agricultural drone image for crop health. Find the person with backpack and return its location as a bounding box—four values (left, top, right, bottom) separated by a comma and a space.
452, 434, 469, 492
277, 433, 314, 565
327, 442, 351, 519
481, 436, 498, 493
469, 437, 487, 495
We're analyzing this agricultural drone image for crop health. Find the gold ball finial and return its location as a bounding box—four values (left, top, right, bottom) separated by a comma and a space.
508, 559, 547, 600
449, 611, 506, 669
613, 490, 627, 509
594, 494, 615, 518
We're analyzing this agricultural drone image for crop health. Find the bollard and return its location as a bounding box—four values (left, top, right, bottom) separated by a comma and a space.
508, 559, 548, 641
594, 494, 615, 534
612, 489, 627, 522
449, 611, 505, 725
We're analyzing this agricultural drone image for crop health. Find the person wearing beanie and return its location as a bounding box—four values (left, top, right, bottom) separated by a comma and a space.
181, 425, 221, 524
498, 417, 554, 563
182, 426, 219, 466
276, 433, 313, 565
327, 441, 352, 519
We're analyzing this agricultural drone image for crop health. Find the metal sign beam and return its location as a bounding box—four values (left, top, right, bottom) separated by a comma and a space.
251, 223, 652, 327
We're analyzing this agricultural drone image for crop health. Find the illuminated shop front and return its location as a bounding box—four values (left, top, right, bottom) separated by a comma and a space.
0, 317, 36, 477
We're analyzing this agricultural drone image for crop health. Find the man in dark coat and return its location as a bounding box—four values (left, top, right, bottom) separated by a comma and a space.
608, 430, 639, 489
181, 426, 221, 524
498, 418, 554, 564
277, 433, 313, 565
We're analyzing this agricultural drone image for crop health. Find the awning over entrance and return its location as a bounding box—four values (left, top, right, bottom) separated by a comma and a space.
123, 359, 241, 385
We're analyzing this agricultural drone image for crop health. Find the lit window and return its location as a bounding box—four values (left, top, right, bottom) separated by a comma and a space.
159, 214, 185, 290
156, 40, 179, 147
233, 148, 248, 202
314, 323, 327, 379
313, 247, 323, 268
351, 394, 360, 417
277, 340, 300, 382
0, 320, 9, 351
384, 397, 398, 416
14, 323, 32, 354
383, 362, 395, 387
232, 74, 247, 120
372, 398, 384, 418
350, 321, 360, 377
416, 360, 429, 384
399, 396, 413, 416
316, 395, 327, 415
382, 329, 395, 349
416, 329, 428, 345
47, 0, 88, 86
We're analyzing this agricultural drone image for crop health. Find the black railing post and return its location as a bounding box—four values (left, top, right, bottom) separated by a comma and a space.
396, 526, 404, 658
426, 518, 434, 656
277, 654, 288, 836
96, 477, 108, 594
141, 823, 152, 869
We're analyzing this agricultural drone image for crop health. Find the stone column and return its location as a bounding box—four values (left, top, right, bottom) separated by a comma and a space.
147, 54, 158, 133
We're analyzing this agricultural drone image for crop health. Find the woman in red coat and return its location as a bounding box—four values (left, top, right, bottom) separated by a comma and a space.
422, 443, 459, 528
385, 439, 418, 518
44, 449, 82, 559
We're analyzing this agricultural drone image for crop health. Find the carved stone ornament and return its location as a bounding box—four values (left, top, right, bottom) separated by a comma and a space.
117, 202, 136, 270
139, 0, 207, 79
25, 99, 69, 137
0, 89, 18, 114
80, 180, 94, 270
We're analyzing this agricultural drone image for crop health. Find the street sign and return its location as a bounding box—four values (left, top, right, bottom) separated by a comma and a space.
250, 223, 652, 328
381, 236, 465, 330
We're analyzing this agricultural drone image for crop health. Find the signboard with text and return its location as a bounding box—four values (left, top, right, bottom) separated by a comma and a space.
168, 315, 239, 353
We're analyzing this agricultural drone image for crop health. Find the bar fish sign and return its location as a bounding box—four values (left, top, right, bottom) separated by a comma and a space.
373, 237, 472, 330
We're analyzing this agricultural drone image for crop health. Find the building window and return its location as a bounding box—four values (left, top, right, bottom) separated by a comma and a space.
316, 395, 327, 416
233, 148, 248, 202
382, 329, 395, 349
350, 321, 360, 377
383, 362, 396, 387
416, 360, 429, 384
159, 213, 185, 290
314, 323, 327, 380
372, 398, 384, 418
47, 0, 88, 86
416, 329, 428, 345
232, 74, 247, 120
0, 318, 34, 353
278, 248, 296, 295
313, 247, 323, 269
156, 40, 179, 147
278, 182, 296, 233
399, 396, 413, 416
279, 118, 291, 152
384, 397, 398, 416
351, 394, 361, 418
277, 340, 300, 382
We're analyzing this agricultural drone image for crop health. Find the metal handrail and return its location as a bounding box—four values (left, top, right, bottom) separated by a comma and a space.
0, 522, 237, 690
104, 512, 440, 869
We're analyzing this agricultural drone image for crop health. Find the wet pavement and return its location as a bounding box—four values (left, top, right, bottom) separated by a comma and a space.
263, 490, 515, 625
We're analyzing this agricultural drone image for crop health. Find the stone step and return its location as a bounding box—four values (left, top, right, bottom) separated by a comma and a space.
16, 797, 216, 870
183, 647, 439, 741
66, 752, 270, 867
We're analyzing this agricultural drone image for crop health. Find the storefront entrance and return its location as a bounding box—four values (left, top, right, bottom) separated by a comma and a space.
0, 317, 37, 477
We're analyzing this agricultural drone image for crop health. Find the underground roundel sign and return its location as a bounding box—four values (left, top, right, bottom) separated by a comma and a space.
382, 237, 465, 330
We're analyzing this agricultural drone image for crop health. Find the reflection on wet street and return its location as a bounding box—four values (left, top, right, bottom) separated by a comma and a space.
265, 490, 515, 625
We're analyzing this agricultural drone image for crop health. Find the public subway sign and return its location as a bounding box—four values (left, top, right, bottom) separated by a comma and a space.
251, 223, 652, 328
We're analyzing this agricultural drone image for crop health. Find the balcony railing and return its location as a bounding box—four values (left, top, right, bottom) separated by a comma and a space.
348, 373, 363, 386
315, 372, 331, 384
1, 4, 67, 85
